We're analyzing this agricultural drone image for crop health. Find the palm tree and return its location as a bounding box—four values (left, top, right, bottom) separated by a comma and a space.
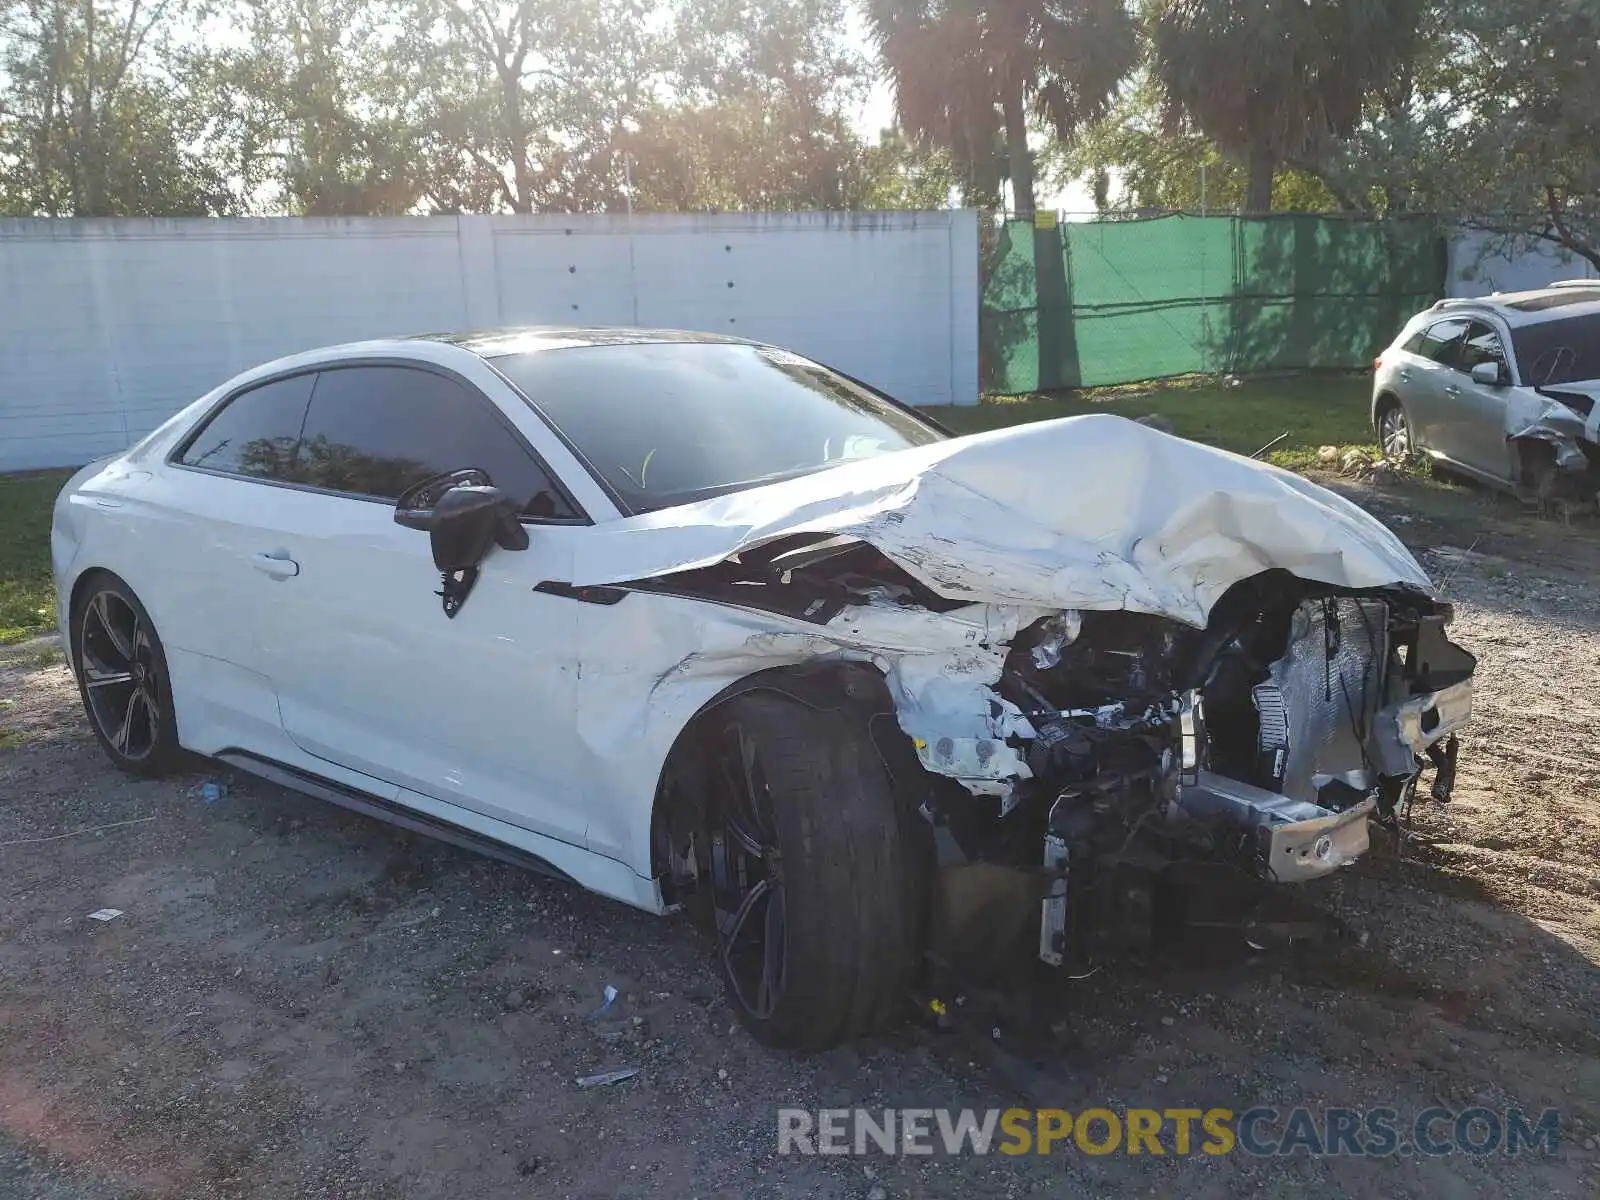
1149, 0, 1425, 213
866, 0, 1137, 216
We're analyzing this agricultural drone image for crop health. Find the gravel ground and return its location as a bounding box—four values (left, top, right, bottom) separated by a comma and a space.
1, 475, 1597, 1199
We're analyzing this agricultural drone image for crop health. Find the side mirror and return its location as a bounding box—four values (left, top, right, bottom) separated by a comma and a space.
394, 472, 529, 617
428, 484, 529, 569
1470, 361, 1507, 387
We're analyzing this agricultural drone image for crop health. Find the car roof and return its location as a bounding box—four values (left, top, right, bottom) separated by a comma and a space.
410, 326, 762, 356
197, 327, 793, 407
1426, 284, 1600, 328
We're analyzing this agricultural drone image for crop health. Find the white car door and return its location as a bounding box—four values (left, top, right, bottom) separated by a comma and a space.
138, 372, 325, 748
248, 361, 593, 848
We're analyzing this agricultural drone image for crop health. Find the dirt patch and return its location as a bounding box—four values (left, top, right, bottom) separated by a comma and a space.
2, 480, 1598, 1199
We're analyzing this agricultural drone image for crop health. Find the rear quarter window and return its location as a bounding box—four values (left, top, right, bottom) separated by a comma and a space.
1417, 319, 1470, 367
178, 375, 316, 479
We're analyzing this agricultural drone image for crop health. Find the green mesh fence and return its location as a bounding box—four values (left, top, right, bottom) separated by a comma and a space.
980, 214, 1448, 393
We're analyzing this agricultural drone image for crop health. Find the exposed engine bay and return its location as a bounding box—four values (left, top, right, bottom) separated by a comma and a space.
917, 572, 1475, 974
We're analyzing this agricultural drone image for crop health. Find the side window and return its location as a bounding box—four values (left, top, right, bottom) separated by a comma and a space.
1459, 321, 1508, 375
178, 374, 315, 479
1400, 328, 1429, 354
1417, 319, 1469, 369
294, 365, 577, 518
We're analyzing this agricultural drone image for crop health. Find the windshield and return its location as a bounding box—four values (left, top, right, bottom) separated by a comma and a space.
491, 342, 946, 513
1511, 314, 1600, 387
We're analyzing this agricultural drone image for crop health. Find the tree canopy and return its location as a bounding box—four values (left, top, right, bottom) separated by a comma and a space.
1366, 0, 1600, 270
1054, 0, 1598, 267
0, 0, 962, 216
0, 0, 1595, 271
865, 0, 1137, 215
0, 0, 234, 215
1050, 71, 1339, 216
1148, 0, 1427, 214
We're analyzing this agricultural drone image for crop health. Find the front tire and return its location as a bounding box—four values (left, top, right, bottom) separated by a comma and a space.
701, 692, 930, 1050
70, 573, 183, 777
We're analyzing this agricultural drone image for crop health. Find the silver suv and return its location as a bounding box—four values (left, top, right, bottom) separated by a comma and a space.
1372, 282, 1600, 504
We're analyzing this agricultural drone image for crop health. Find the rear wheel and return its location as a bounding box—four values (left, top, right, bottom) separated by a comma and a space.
70, 574, 183, 777
701, 692, 929, 1050
1377, 398, 1415, 463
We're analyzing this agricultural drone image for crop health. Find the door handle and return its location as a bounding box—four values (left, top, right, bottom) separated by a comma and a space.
252, 551, 300, 580
1398, 370, 1411, 382
1444, 385, 1461, 398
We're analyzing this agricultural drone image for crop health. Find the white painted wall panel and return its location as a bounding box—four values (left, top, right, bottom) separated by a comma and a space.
628, 215, 964, 407
1449, 230, 1599, 297
491, 223, 639, 326
1, 211, 977, 472
3, 237, 127, 468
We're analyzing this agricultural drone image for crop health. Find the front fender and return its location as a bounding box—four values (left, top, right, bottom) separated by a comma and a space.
568, 589, 1035, 880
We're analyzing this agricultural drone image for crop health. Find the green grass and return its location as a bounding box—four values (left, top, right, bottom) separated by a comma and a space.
925, 372, 1378, 473
0, 377, 1376, 642
0, 470, 72, 645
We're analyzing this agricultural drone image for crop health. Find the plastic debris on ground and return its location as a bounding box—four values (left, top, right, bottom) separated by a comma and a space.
575, 1067, 639, 1088
86, 909, 124, 922
199, 779, 230, 804
591, 983, 619, 1017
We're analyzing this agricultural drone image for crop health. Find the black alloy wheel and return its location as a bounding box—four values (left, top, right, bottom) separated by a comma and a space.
72, 576, 182, 776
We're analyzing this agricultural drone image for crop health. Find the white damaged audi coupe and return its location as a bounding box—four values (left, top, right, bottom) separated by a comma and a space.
53, 328, 1476, 1048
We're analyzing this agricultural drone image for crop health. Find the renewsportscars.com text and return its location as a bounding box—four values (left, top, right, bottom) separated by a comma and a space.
777, 1106, 1562, 1158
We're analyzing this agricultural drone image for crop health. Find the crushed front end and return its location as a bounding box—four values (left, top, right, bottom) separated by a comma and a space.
915, 571, 1476, 974
1507, 385, 1600, 512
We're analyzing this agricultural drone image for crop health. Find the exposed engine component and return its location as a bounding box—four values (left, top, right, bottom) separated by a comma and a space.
1247, 597, 1388, 808
1177, 773, 1377, 884
918, 573, 1476, 978
1003, 609, 1184, 714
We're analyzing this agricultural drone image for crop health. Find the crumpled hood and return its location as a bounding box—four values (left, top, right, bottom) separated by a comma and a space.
569, 414, 1432, 627
1545, 379, 1600, 402
1524, 380, 1600, 438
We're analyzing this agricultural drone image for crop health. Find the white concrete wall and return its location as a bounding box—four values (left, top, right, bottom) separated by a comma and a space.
1448, 229, 1599, 298
0, 211, 980, 472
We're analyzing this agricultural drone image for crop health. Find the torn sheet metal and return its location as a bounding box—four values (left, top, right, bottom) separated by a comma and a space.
1029, 612, 1082, 670
751, 598, 1047, 795
883, 651, 1037, 799
571, 591, 1053, 864
568, 415, 1432, 629
1391, 680, 1475, 755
